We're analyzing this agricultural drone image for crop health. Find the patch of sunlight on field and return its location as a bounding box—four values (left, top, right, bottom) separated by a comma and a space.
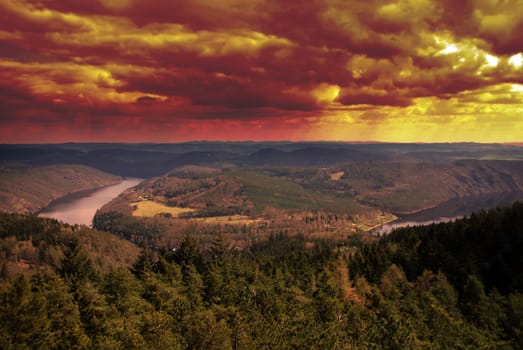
357, 213, 398, 232
329, 171, 345, 181
131, 201, 195, 217
194, 215, 259, 224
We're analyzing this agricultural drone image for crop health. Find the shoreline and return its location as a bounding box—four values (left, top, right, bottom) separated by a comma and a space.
36, 178, 123, 215
370, 191, 523, 235
38, 178, 143, 226
363, 217, 398, 232
360, 213, 398, 233
392, 204, 439, 216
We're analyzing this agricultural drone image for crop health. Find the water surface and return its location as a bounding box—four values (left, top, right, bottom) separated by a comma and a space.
373, 191, 523, 235
39, 178, 142, 226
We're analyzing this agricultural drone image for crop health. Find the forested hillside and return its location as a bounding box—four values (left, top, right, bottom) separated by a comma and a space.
1, 203, 523, 348
0, 163, 120, 214
350, 201, 523, 294
0, 213, 140, 277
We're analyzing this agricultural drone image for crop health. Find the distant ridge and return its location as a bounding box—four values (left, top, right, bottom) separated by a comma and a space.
1, 142, 522, 177
248, 147, 384, 166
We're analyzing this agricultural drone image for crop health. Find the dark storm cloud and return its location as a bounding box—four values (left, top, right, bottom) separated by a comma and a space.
0, 0, 522, 142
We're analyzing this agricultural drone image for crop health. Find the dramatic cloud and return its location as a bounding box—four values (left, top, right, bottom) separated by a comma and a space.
0, 0, 522, 143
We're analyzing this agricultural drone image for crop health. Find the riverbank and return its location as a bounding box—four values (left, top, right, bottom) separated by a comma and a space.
371, 191, 523, 235
0, 163, 121, 214
36, 185, 117, 215
358, 212, 398, 232
39, 178, 143, 226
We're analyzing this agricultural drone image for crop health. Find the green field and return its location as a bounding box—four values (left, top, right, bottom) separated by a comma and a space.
131, 201, 195, 217
194, 215, 260, 225
131, 200, 259, 225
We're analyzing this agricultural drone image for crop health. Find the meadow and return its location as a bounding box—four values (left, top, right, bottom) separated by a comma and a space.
131, 200, 195, 217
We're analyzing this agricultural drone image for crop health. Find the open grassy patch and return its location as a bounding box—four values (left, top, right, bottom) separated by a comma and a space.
194, 215, 260, 225
131, 201, 258, 224
356, 212, 398, 232
131, 200, 195, 217
329, 171, 344, 181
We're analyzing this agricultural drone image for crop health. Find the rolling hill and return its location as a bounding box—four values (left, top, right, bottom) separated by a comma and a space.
2, 142, 522, 178
0, 213, 140, 277
0, 163, 121, 214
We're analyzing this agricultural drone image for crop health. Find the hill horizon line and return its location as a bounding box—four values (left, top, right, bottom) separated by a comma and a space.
2, 141, 523, 146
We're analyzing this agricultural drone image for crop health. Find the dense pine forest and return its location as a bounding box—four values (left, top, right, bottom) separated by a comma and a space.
1, 203, 523, 349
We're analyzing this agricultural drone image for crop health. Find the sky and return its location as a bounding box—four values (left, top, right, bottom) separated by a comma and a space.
0, 0, 523, 143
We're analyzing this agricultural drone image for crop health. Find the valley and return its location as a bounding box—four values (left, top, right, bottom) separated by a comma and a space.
0, 163, 121, 214
39, 178, 143, 226
83, 144, 523, 248
3, 143, 523, 247
3, 0, 523, 345
1, 142, 523, 349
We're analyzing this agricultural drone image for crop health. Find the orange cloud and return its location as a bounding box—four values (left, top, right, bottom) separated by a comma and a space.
0, 0, 522, 143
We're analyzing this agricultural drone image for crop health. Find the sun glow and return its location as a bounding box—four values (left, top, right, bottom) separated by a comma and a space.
438, 43, 459, 55
313, 84, 341, 104
511, 84, 523, 93
484, 53, 499, 67
508, 53, 523, 68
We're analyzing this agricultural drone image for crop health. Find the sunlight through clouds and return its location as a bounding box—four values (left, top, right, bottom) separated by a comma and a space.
0, 0, 522, 142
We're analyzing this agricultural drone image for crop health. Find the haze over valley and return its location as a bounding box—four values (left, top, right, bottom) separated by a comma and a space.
2, 142, 523, 243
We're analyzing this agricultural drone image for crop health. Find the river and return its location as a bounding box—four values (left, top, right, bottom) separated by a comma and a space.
38, 178, 142, 226
373, 191, 523, 235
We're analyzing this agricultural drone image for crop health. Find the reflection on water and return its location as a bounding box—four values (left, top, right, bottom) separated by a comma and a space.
373, 191, 523, 235
374, 216, 458, 235
39, 178, 142, 226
